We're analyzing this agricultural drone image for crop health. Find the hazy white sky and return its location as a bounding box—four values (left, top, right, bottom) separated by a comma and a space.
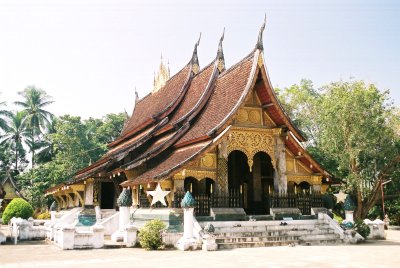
0, 0, 399, 119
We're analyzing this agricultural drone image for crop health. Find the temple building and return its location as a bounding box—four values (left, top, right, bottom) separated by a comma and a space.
45, 21, 332, 217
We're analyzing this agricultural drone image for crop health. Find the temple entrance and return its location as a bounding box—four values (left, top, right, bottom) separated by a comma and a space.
252, 152, 274, 214
100, 182, 115, 209
228, 150, 251, 212
184, 177, 214, 195
228, 150, 274, 215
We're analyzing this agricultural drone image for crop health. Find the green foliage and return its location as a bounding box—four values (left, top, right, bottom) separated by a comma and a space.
117, 188, 132, 207
384, 200, 400, 226
2, 198, 34, 224
322, 193, 335, 209
354, 219, 371, 239
36, 211, 51, 220
333, 213, 343, 225
1, 110, 30, 172
278, 79, 400, 219
139, 219, 166, 250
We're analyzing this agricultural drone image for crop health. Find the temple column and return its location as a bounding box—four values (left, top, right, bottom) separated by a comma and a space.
174, 179, 184, 192
216, 157, 228, 195
84, 178, 94, 208
274, 136, 287, 193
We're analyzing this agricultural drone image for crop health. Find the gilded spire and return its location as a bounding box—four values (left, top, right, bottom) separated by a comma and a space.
152, 54, 170, 93
191, 33, 201, 74
256, 14, 266, 50
217, 28, 225, 73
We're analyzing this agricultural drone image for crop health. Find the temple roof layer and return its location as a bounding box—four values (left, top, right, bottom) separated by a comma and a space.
52, 23, 332, 192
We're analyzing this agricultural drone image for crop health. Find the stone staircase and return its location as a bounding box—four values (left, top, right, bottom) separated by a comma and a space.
100, 209, 117, 220
202, 219, 342, 249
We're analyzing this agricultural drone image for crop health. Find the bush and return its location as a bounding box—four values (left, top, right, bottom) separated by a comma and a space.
139, 219, 166, 250
1, 198, 34, 224
354, 219, 370, 239
333, 213, 343, 225
36, 211, 51, 220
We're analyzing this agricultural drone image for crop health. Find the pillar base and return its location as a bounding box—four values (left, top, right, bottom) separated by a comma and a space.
176, 237, 200, 251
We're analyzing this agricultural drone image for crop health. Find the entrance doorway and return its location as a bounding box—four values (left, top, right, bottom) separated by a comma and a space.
184, 177, 215, 195
228, 150, 274, 215
228, 150, 251, 211
100, 182, 115, 209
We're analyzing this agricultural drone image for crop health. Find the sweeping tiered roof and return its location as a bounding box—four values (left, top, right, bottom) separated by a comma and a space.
70, 21, 329, 187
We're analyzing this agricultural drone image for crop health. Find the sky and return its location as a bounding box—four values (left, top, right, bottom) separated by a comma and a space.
0, 0, 399, 119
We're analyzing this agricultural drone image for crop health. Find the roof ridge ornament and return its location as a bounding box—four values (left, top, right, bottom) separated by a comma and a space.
256, 14, 266, 50
135, 87, 139, 104
191, 32, 201, 74
217, 28, 225, 73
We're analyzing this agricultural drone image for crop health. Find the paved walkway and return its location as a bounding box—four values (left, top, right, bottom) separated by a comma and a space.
1, 230, 400, 268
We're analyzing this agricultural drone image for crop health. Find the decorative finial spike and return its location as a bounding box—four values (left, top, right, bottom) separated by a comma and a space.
256, 14, 267, 50
197, 32, 201, 47
134, 87, 139, 104
191, 32, 202, 74
217, 28, 225, 73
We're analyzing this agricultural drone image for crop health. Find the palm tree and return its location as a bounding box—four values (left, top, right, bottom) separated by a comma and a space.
33, 116, 57, 164
0, 111, 29, 171
14, 86, 53, 167
0, 98, 11, 132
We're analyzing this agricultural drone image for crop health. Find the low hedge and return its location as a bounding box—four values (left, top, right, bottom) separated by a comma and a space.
1, 198, 34, 224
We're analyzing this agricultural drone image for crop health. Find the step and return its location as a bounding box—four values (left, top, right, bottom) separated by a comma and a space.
218, 240, 298, 249
216, 235, 300, 243
300, 239, 343, 246
299, 233, 341, 242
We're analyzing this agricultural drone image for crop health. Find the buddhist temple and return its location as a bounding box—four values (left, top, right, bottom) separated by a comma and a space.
45, 19, 333, 218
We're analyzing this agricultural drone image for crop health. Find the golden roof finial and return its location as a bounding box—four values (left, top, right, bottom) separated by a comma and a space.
256, 13, 267, 50
190, 32, 201, 74
217, 28, 225, 73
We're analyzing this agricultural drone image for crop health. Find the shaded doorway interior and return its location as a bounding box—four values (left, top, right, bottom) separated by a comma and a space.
184, 177, 214, 195
228, 150, 251, 211
228, 150, 274, 215
100, 182, 115, 209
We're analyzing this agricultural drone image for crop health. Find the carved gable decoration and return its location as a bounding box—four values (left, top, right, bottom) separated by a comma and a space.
226, 127, 280, 170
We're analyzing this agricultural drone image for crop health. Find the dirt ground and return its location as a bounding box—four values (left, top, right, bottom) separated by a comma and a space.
1, 229, 400, 268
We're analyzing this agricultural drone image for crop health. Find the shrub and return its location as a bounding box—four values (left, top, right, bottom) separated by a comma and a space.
333, 213, 343, 225
36, 211, 51, 220
2, 198, 34, 224
354, 219, 370, 239
139, 219, 166, 250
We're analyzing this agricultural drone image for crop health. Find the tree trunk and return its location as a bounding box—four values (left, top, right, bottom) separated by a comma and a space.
15, 145, 18, 171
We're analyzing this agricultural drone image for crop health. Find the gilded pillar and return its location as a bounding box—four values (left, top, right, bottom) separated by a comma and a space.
216, 157, 228, 195
274, 136, 287, 193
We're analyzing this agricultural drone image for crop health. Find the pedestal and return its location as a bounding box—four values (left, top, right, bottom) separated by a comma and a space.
124, 224, 138, 247
345, 210, 354, 222
176, 208, 199, 250
58, 225, 75, 250
111, 206, 130, 242
91, 224, 104, 249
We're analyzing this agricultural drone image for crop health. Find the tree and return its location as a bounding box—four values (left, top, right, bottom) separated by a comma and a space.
0, 96, 11, 132
17, 112, 126, 209
14, 86, 53, 167
0, 111, 29, 172
278, 79, 400, 219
